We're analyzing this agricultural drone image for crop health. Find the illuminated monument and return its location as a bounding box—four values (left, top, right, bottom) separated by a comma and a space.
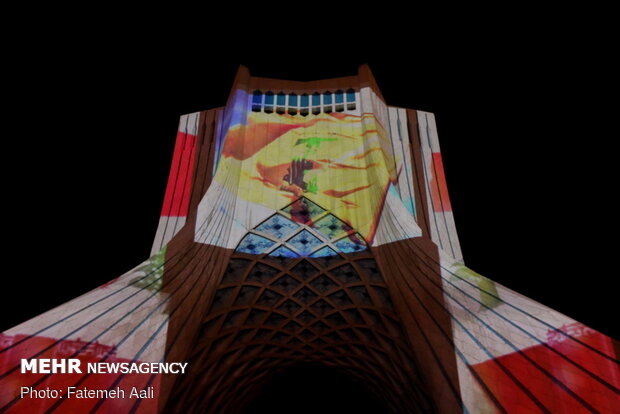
1, 66, 619, 413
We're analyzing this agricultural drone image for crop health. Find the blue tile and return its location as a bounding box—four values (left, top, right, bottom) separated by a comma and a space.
333, 233, 367, 254
312, 214, 352, 240
287, 229, 322, 256
268, 245, 299, 259
236, 233, 276, 254
255, 214, 299, 240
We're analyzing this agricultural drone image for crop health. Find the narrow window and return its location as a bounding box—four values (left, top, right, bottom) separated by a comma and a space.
252, 90, 263, 112
288, 93, 298, 115
323, 91, 333, 105
276, 92, 286, 114
323, 91, 333, 113
300, 93, 309, 116
312, 92, 320, 106
289, 93, 298, 107
277, 92, 286, 106
264, 91, 274, 113
335, 90, 344, 103
346, 88, 356, 110
335, 89, 344, 112
300, 93, 309, 108
312, 92, 321, 115
346, 88, 356, 102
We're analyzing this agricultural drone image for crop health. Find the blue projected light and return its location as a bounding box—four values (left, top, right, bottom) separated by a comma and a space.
237, 233, 276, 254
310, 246, 339, 258
269, 245, 299, 259
323, 92, 333, 105
287, 230, 322, 256
335, 90, 344, 104
346, 89, 355, 102
289, 93, 298, 107
312, 214, 351, 240
255, 214, 300, 240
252, 91, 262, 104
333, 234, 367, 253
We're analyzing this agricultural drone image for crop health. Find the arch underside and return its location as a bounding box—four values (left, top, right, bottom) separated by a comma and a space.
164, 198, 438, 413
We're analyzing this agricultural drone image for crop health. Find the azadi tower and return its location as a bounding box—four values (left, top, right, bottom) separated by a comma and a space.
1, 66, 618, 413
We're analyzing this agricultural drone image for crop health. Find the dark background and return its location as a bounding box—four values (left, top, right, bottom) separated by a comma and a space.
3, 54, 616, 341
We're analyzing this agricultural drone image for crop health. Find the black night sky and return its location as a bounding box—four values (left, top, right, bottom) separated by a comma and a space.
3, 51, 616, 342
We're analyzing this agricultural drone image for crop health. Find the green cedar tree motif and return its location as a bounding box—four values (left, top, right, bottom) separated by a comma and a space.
452, 263, 501, 309
131, 246, 167, 292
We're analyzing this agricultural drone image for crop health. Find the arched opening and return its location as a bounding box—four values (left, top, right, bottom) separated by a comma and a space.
323, 91, 333, 113
346, 88, 356, 110
300, 93, 309, 116
244, 364, 387, 414
163, 198, 439, 413
252, 90, 263, 112
264, 91, 274, 113
288, 93, 298, 115
312, 92, 321, 115
335, 89, 344, 112
276, 92, 286, 114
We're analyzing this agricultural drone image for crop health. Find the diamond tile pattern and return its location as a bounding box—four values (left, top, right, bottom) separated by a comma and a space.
294, 287, 318, 304
281, 197, 326, 224
271, 275, 301, 293
310, 275, 338, 293
266, 246, 299, 267
312, 214, 352, 240
330, 264, 362, 284
310, 246, 343, 268
287, 229, 322, 256
290, 260, 319, 280
255, 214, 300, 240
236, 233, 276, 254
247, 263, 279, 283
333, 233, 367, 253
256, 289, 283, 307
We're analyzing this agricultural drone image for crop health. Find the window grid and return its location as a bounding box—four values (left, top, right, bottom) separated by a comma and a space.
251, 90, 357, 115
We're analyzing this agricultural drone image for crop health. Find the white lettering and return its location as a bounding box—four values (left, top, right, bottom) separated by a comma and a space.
178, 362, 188, 374
19, 387, 61, 399
84, 361, 188, 374
68, 359, 82, 373
21, 359, 37, 373
20, 387, 30, 398
39, 359, 51, 373
20, 359, 82, 374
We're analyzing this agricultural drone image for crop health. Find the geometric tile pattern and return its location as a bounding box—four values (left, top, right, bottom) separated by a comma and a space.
237, 197, 367, 258
165, 198, 434, 413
